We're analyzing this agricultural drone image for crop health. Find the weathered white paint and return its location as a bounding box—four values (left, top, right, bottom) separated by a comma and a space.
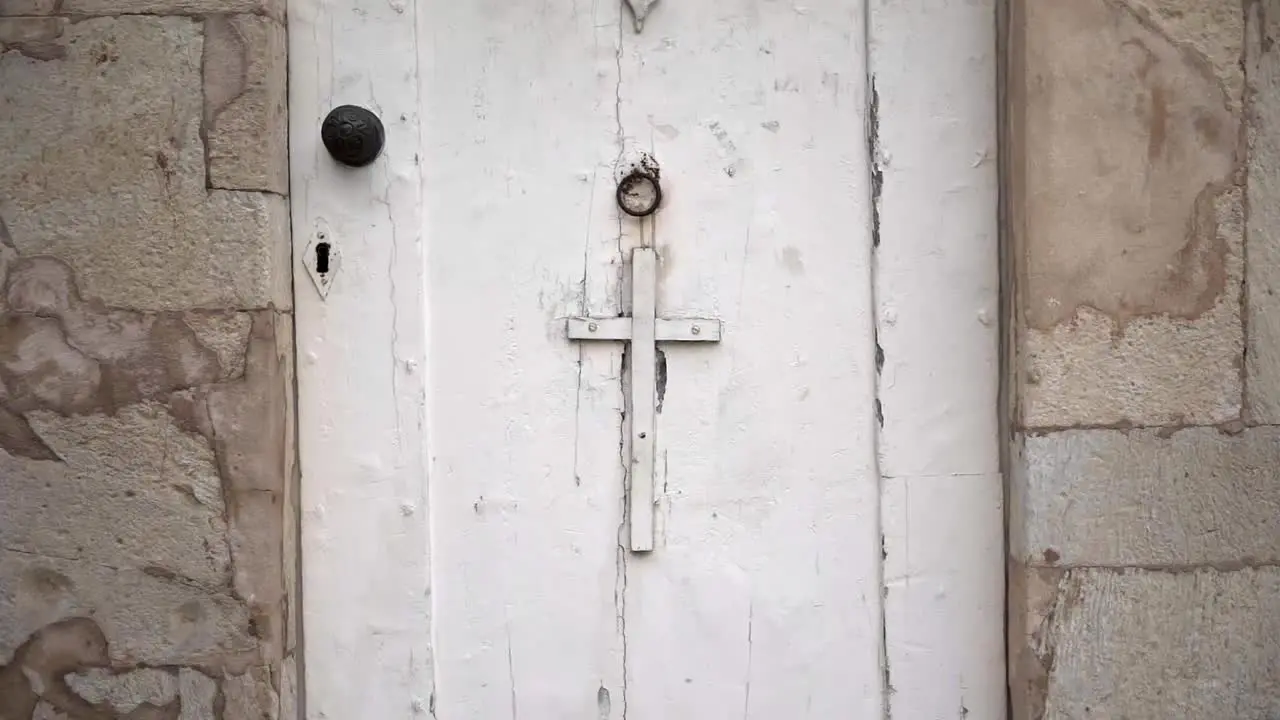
288, 0, 432, 717
611, 1, 887, 716
420, 1, 627, 716
292, 0, 1003, 717
567, 247, 723, 552
869, 0, 1006, 717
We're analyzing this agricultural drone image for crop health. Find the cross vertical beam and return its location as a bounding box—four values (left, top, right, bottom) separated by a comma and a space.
628, 248, 658, 551
567, 246, 722, 552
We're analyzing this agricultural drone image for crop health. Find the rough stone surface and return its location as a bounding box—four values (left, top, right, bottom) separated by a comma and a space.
0, 2, 62, 16
1247, 0, 1280, 423
184, 312, 255, 381
1014, 566, 1280, 720
0, 405, 231, 587
280, 318, 298, 655
222, 666, 278, 720
67, 668, 177, 714
1020, 0, 1244, 428
1022, 428, 1280, 567
0, 3, 294, 718
0, 553, 257, 670
0, 616, 109, 720
0, 16, 290, 312
169, 313, 291, 654
177, 668, 218, 720
277, 655, 296, 720
31, 704, 68, 720
1126, 0, 1245, 109
0, 0, 285, 21
14, 666, 218, 720
0, 18, 68, 61
1011, 1, 1276, 718
0, 254, 227, 401
204, 15, 288, 194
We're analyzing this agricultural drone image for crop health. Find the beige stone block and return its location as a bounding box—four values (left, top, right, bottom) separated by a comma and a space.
0, 2, 62, 15
1247, 1, 1280, 423
223, 666, 279, 720
184, 311, 256, 381
178, 668, 218, 720
0, 0, 286, 21
277, 315, 299, 655
165, 313, 289, 654
0, 617, 108, 720
1022, 293, 1243, 428
1125, 0, 1244, 109
0, 17, 67, 61
0, 16, 290, 312
277, 655, 297, 720
0, 552, 256, 669
67, 668, 177, 713
1014, 567, 1280, 720
228, 490, 283, 617
1021, 428, 1280, 567
28, 667, 217, 720
32, 703, 69, 720
0, 405, 231, 587
1020, 0, 1243, 428
205, 15, 288, 194
200, 314, 290, 495
0, 619, 222, 718
0, 256, 264, 459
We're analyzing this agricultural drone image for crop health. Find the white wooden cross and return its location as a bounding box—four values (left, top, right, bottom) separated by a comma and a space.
567, 246, 722, 552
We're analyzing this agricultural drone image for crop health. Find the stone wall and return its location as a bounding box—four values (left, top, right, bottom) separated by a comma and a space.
1008, 0, 1280, 717
0, 4, 297, 719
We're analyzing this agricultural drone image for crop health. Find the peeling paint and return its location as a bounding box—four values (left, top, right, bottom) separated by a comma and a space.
654, 348, 667, 414
867, 80, 882, 249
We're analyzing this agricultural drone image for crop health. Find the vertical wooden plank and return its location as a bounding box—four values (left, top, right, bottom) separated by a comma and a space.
629, 247, 658, 552
289, 0, 432, 717
419, 0, 627, 717
618, 0, 885, 716
869, 0, 1005, 716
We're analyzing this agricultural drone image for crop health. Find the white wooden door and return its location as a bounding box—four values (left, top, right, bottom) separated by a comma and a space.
290, 1, 1004, 718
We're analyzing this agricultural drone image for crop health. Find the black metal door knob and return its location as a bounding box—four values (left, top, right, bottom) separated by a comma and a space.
321, 105, 385, 167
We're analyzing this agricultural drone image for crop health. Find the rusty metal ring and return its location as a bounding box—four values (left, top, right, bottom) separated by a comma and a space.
616, 169, 663, 217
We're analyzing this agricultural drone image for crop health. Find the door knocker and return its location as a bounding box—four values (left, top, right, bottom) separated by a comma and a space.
616, 169, 662, 217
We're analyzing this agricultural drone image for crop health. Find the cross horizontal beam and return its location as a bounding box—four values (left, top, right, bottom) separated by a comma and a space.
565, 316, 723, 342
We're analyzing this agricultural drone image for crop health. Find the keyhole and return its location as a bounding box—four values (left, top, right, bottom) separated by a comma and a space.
315, 242, 331, 275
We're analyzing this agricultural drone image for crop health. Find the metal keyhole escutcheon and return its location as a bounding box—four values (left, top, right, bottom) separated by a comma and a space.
321, 105, 385, 167
616, 169, 662, 217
